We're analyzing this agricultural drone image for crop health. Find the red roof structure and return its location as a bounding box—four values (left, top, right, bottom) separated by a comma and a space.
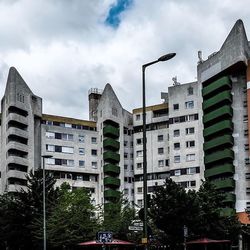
79, 239, 135, 246
186, 238, 230, 244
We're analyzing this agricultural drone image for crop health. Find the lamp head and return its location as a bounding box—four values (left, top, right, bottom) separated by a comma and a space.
158, 53, 176, 62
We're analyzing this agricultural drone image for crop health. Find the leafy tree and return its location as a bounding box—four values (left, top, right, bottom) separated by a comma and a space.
102, 193, 137, 241
150, 179, 241, 249
46, 183, 98, 249
0, 169, 59, 250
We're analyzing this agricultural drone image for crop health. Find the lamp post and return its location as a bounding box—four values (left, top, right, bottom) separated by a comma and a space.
42, 155, 53, 250
142, 53, 176, 249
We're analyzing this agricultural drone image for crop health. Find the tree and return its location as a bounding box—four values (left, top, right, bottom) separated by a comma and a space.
0, 169, 59, 250
101, 193, 137, 241
149, 179, 241, 249
150, 178, 198, 249
46, 183, 98, 249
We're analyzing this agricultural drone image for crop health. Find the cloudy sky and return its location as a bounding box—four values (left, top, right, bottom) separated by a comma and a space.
0, 0, 250, 120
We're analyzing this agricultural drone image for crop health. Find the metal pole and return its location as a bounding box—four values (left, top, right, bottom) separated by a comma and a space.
142, 65, 148, 250
43, 157, 46, 250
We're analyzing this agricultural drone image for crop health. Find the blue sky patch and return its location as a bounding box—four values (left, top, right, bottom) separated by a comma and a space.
105, 0, 133, 28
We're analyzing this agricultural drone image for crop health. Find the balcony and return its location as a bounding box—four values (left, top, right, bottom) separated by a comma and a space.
103, 151, 120, 163
104, 176, 120, 187
7, 127, 28, 139
103, 125, 119, 138
202, 76, 231, 98
203, 90, 232, 111
204, 149, 234, 165
104, 189, 120, 200
223, 193, 236, 204
203, 106, 233, 125
103, 138, 120, 151
204, 135, 233, 152
7, 156, 28, 167
7, 141, 28, 154
104, 164, 120, 175
7, 170, 27, 180
205, 164, 235, 179
212, 178, 235, 190
8, 184, 27, 193
7, 113, 28, 126
203, 120, 233, 138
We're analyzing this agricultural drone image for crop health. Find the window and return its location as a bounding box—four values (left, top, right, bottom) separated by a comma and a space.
185, 101, 194, 109
173, 104, 179, 110
158, 148, 164, 154
46, 158, 55, 165
188, 87, 193, 95
112, 107, 118, 117
246, 173, 250, 180
77, 175, 83, 180
124, 153, 128, 159
79, 160, 85, 167
174, 169, 181, 176
62, 133, 73, 141
186, 154, 195, 162
46, 144, 55, 152
79, 148, 85, 155
158, 135, 164, 142
136, 138, 142, 145
91, 149, 97, 156
158, 160, 164, 167
46, 132, 55, 139
137, 187, 143, 193
62, 146, 74, 154
137, 163, 142, 169
186, 141, 195, 148
92, 162, 97, 169
91, 137, 97, 144
174, 129, 180, 137
137, 199, 143, 207
124, 164, 128, 170
190, 181, 196, 187
174, 155, 180, 163
136, 114, 140, 121
124, 189, 129, 195
136, 150, 143, 157
124, 141, 128, 147
68, 160, 74, 167
186, 127, 195, 135
174, 143, 180, 150
187, 167, 197, 174
79, 135, 85, 143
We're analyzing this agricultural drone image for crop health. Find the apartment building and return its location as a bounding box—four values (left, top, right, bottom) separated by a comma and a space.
197, 19, 250, 219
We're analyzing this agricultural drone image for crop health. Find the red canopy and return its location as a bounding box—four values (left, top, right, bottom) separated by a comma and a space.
186, 238, 231, 245
79, 239, 135, 246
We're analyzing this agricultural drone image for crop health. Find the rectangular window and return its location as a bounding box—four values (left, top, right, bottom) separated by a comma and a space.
136, 138, 142, 145
174, 143, 180, 150
46, 144, 55, 152
124, 189, 129, 195
175, 169, 181, 176
174, 155, 180, 163
174, 129, 180, 137
79, 135, 85, 143
62, 146, 74, 154
186, 154, 195, 162
46, 158, 55, 165
124, 141, 128, 147
91, 149, 97, 156
188, 87, 193, 95
124, 164, 128, 170
186, 141, 195, 148
186, 127, 195, 135
136, 114, 140, 121
185, 101, 194, 109
158, 160, 164, 167
190, 181, 196, 187
62, 133, 73, 141
137, 163, 142, 169
137, 187, 143, 193
158, 135, 164, 142
68, 160, 74, 167
137, 199, 143, 207
124, 153, 128, 159
79, 160, 85, 167
158, 148, 164, 154
188, 167, 197, 174
46, 132, 55, 139
136, 150, 143, 157
91, 137, 97, 144
79, 148, 85, 155
173, 104, 179, 110
92, 162, 97, 169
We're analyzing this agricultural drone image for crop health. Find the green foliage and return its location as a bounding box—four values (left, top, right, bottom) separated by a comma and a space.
101, 193, 137, 240
150, 179, 241, 248
46, 185, 98, 249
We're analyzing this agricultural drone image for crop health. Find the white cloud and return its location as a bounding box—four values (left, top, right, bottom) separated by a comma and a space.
0, 0, 250, 119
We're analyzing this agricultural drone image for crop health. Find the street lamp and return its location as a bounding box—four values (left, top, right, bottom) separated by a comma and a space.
42, 154, 53, 250
142, 53, 176, 249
